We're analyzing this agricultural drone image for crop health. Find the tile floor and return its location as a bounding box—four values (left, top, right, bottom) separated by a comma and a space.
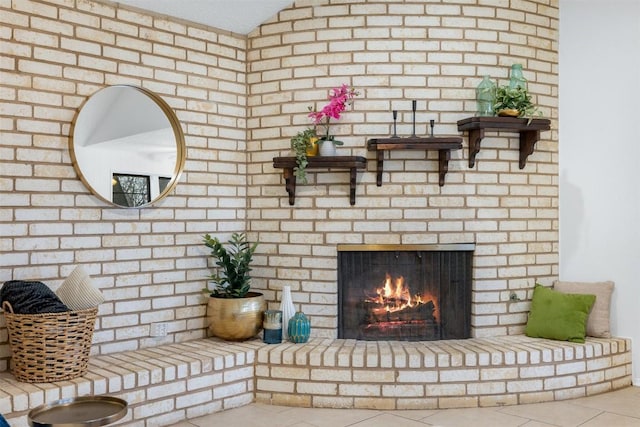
170, 386, 640, 426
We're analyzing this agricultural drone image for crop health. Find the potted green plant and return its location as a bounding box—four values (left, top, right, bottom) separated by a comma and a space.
203, 232, 265, 341
290, 128, 317, 184
493, 85, 541, 120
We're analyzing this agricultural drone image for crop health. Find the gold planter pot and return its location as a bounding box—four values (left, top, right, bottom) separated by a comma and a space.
306, 136, 319, 157
206, 292, 265, 341
497, 108, 520, 117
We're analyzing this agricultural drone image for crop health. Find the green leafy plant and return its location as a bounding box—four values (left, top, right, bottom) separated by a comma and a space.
203, 232, 258, 298
493, 85, 541, 120
290, 127, 317, 184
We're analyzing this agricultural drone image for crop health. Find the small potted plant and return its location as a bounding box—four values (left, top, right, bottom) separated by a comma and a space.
493, 85, 540, 120
203, 232, 265, 341
290, 127, 317, 184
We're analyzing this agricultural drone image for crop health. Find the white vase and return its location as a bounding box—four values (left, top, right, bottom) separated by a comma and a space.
279, 285, 296, 341
318, 140, 336, 156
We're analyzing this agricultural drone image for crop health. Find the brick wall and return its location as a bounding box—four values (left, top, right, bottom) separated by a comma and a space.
0, 0, 249, 370
0, 0, 559, 371
247, 0, 559, 338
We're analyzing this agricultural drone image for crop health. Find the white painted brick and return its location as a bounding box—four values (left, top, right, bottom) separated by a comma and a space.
553, 387, 587, 402
507, 379, 544, 393
467, 381, 506, 395
605, 365, 628, 381
426, 383, 466, 396
382, 384, 424, 397
297, 381, 338, 395
256, 379, 294, 393
520, 365, 554, 378
133, 398, 175, 420
147, 381, 186, 400
440, 369, 480, 382
480, 367, 519, 381
396, 371, 438, 383
545, 375, 577, 390
339, 383, 381, 397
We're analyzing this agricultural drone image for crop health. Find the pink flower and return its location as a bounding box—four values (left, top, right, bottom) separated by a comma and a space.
308, 84, 359, 140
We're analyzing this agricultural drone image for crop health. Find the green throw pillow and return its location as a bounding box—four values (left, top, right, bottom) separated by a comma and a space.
525, 284, 596, 343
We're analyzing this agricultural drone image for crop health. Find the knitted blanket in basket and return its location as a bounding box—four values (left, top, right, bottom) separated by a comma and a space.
0, 280, 69, 314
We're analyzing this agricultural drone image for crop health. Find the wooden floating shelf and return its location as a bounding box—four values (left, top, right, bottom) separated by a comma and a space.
366, 137, 463, 187
272, 156, 367, 206
456, 116, 551, 169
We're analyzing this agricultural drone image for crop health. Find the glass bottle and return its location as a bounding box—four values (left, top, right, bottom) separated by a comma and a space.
509, 64, 528, 90
476, 75, 496, 117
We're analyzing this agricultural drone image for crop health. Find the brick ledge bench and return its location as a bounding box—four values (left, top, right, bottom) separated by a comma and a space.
1, 339, 263, 427
255, 335, 632, 410
0, 335, 632, 426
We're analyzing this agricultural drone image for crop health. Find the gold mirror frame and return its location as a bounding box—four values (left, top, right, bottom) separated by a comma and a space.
69, 85, 186, 208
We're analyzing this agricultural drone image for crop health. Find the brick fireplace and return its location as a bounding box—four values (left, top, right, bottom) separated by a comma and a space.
337, 244, 474, 341
248, 0, 560, 342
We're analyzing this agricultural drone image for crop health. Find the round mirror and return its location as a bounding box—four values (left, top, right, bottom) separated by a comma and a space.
70, 85, 186, 208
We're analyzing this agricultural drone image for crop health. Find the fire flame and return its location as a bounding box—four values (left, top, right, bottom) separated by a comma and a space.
367, 273, 438, 321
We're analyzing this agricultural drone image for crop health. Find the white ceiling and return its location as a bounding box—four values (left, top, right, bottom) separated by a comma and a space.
116, 0, 293, 35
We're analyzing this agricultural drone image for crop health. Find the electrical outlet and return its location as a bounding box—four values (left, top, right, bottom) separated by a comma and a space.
150, 322, 168, 337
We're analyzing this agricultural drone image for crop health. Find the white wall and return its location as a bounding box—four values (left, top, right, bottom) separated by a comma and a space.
559, 0, 640, 384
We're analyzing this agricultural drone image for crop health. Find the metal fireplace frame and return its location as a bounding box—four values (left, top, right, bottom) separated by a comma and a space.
337, 243, 475, 341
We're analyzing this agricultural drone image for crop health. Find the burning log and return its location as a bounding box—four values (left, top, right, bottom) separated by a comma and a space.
353, 272, 441, 340
367, 300, 436, 323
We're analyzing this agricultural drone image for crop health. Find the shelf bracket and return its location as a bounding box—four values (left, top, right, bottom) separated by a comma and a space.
519, 130, 541, 169
438, 149, 451, 187
282, 167, 296, 206
349, 167, 358, 205
375, 150, 384, 186
468, 128, 484, 168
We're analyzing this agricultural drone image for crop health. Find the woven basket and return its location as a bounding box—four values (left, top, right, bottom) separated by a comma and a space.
2, 301, 98, 383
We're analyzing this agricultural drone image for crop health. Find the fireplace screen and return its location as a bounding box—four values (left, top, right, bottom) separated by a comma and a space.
338, 245, 474, 341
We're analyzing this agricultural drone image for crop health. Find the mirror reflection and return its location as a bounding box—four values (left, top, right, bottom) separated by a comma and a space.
70, 85, 185, 208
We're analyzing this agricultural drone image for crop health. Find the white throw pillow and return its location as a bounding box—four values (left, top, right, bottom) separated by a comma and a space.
553, 280, 614, 338
56, 265, 105, 310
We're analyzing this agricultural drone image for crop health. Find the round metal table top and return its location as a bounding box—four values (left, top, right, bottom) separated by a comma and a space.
28, 396, 127, 427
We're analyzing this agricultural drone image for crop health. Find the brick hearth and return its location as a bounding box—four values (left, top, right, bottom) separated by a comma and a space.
255, 336, 632, 409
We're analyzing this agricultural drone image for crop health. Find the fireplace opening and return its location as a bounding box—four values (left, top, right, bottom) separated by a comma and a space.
338, 244, 474, 341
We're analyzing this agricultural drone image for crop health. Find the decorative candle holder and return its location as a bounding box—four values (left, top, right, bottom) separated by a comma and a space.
392, 110, 398, 138
411, 100, 417, 137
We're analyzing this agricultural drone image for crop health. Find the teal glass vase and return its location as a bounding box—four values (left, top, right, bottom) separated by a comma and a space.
288, 311, 310, 343
508, 64, 527, 90
476, 75, 496, 116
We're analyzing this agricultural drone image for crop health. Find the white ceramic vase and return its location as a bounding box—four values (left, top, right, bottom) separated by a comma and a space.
279, 285, 296, 340
318, 140, 336, 156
